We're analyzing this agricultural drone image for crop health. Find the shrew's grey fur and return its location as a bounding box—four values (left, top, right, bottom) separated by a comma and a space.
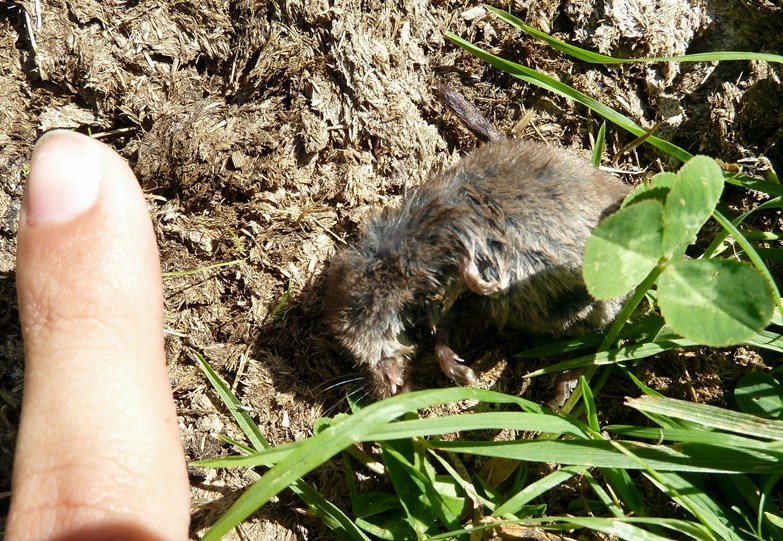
325, 139, 629, 398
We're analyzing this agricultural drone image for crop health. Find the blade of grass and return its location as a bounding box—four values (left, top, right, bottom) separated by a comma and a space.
607, 439, 747, 540
559, 515, 719, 541
194, 350, 269, 450
702, 197, 783, 259
581, 378, 649, 518
592, 122, 607, 167
643, 471, 747, 541
727, 175, 783, 196
214, 434, 255, 454
363, 411, 590, 440
524, 335, 695, 377
744, 328, 783, 354
487, 5, 783, 66
195, 411, 590, 470
585, 471, 628, 518
516, 316, 666, 358
606, 426, 783, 453
626, 396, 783, 440
381, 440, 463, 536
445, 31, 691, 162
198, 409, 783, 474
492, 465, 587, 517
711, 209, 783, 316
431, 438, 781, 474
760, 474, 783, 541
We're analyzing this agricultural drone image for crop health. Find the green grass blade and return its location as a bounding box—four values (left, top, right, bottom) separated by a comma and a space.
600, 467, 647, 520
194, 350, 269, 450
606, 426, 783, 454
382, 440, 463, 536
620, 367, 666, 399
702, 196, 783, 259
561, 516, 714, 540
592, 122, 607, 167
444, 31, 692, 162
197, 412, 592, 471
363, 411, 590, 440
608, 441, 748, 540
487, 5, 783, 66
432, 438, 781, 473
725, 474, 783, 541
516, 332, 605, 356
582, 377, 600, 432
517, 316, 666, 358
584, 471, 626, 518
727, 175, 783, 196
581, 380, 650, 521
191, 441, 305, 469
427, 448, 488, 512
744, 328, 783, 353
626, 396, 783, 440
492, 465, 587, 517
711, 209, 783, 316
293, 483, 373, 541
644, 471, 747, 541
215, 434, 255, 454
524, 335, 696, 377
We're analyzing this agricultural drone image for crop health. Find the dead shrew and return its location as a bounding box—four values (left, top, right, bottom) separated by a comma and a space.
325, 137, 630, 399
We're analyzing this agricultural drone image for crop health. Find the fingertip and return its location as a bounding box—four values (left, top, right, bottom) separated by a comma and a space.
23, 130, 105, 226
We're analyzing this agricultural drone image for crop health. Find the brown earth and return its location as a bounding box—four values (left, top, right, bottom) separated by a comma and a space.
1, 0, 781, 539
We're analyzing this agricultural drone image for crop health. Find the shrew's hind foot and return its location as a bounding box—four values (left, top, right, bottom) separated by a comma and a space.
434, 330, 478, 387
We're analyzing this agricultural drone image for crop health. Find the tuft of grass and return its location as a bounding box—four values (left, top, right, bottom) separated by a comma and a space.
195, 363, 783, 540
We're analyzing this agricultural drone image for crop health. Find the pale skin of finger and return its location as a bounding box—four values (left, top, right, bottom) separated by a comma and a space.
8, 131, 190, 541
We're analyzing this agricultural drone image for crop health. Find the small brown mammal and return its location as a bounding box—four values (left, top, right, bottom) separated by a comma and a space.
325, 135, 629, 399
